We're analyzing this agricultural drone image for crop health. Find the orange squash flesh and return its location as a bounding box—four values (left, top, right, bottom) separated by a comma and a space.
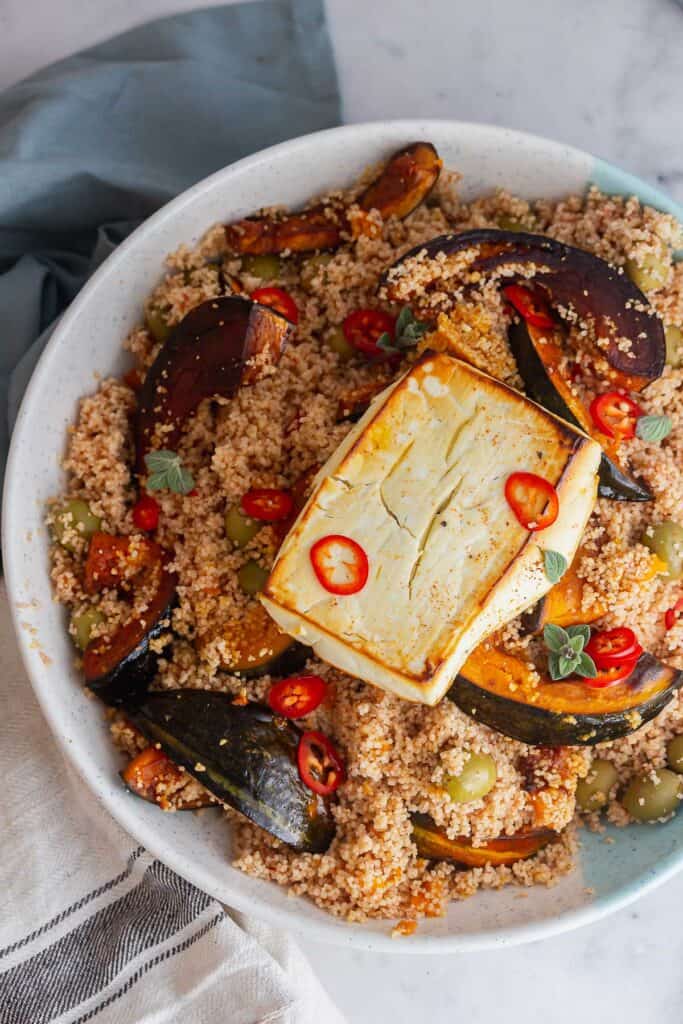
523, 548, 606, 633
412, 816, 554, 866
121, 746, 212, 810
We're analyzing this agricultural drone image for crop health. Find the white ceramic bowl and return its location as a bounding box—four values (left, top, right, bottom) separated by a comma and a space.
5, 121, 683, 953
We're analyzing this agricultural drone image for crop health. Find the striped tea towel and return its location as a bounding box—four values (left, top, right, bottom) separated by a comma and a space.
0, 583, 346, 1024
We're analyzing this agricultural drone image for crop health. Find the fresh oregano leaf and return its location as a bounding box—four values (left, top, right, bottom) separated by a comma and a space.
548, 653, 564, 680
566, 624, 591, 647
568, 635, 585, 654
543, 548, 567, 584
145, 449, 195, 495
635, 414, 672, 443
543, 623, 569, 653
575, 651, 598, 678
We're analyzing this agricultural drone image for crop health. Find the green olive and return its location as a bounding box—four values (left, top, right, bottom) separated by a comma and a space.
665, 325, 683, 369
625, 250, 669, 293
325, 325, 355, 361
238, 559, 269, 596
145, 306, 171, 344
496, 214, 531, 233
641, 520, 683, 580
621, 768, 681, 821
667, 736, 683, 774
575, 759, 618, 812
225, 505, 261, 548
444, 753, 497, 803
241, 254, 282, 281
52, 499, 101, 552
72, 608, 106, 651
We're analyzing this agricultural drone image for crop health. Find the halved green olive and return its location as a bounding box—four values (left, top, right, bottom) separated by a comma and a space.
325, 325, 355, 361
225, 505, 261, 548
145, 307, 172, 344
52, 499, 102, 553
575, 758, 618, 812
667, 736, 683, 774
444, 753, 497, 803
621, 768, 681, 821
641, 521, 683, 580
241, 254, 282, 281
665, 325, 683, 369
238, 559, 269, 596
72, 608, 106, 651
625, 250, 669, 293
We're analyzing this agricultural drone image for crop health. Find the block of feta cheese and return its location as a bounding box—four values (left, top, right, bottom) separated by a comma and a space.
261, 353, 601, 705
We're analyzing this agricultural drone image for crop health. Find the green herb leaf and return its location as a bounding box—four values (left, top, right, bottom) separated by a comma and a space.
144, 449, 195, 495
566, 624, 591, 647
575, 651, 598, 678
376, 332, 399, 354
635, 414, 673, 443
543, 549, 568, 584
548, 652, 564, 680
568, 635, 585, 654
558, 654, 577, 677
543, 623, 569, 653
391, 306, 430, 351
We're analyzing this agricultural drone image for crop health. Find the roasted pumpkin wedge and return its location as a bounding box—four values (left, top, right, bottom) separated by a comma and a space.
125, 693, 335, 852
211, 602, 308, 678
83, 553, 177, 706
508, 319, 652, 501
448, 645, 683, 746
412, 814, 554, 866
224, 142, 441, 256
383, 229, 666, 389
135, 296, 293, 472
121, 745, 214, 810
522, 548, 606, 633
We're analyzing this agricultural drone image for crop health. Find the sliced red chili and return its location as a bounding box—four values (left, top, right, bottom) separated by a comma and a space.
310, 534, 369, 595
665, 596, 683, 631
297, 730, 345, 796
504, 472, 559, 531
582, 658, 639, 689
503, 285, 555, 329
251, 286, 299, 324
589, 392, 644, 440
342, 308, 396, 359
132, 494, 160, 532
585, 627, 643, 670
241, 488, 294, 522
268, 675, 326, 718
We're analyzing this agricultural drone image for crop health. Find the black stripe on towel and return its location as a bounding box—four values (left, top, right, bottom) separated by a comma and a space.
0, 847, 145, 961
70, 911, 225, 1024
0, 860, 215, 1024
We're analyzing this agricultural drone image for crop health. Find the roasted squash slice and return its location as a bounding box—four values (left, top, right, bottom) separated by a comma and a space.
210, 602, 308, 678
135, 296, 292, 472
83, 550, 177, 706
448, 645, 683, 746
412, 814, 554, 866
508, 320, 652, 501
126, 693, 335, 852
224, 142, 441, 255
121, 746, 214, 811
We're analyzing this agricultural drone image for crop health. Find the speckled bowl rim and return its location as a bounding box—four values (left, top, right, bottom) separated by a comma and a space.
4, 120, 682, 953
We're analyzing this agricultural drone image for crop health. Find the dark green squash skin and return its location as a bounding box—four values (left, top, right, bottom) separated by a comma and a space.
507, 320, 652, 502
447, 654, 683, 746
126, 692, 335, 852
86, 605, 174, 707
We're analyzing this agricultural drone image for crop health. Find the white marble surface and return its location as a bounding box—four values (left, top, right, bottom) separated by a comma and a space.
2, 0, 683, 1020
